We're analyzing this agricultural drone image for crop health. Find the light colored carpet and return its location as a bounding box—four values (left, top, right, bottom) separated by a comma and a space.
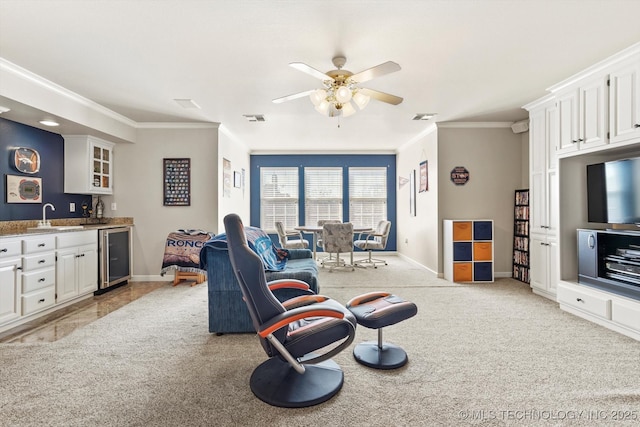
1, 255, 639, 426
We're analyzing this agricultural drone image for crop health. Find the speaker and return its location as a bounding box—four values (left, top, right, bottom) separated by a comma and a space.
511, 120, 529, 134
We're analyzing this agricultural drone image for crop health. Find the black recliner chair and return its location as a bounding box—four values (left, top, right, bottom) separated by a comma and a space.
223, 213, 357, 408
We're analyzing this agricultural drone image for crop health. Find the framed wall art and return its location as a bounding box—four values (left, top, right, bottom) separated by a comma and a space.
223, 158, 231, 198
14, 147, 40, 174
163, 158, 191, 206
6, 174, 42, 203
234, 171, 241, 188
419, 160, 428, 192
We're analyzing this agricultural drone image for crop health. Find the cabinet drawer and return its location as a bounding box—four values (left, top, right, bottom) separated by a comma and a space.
22, 235, 56, 254
612, 300, 640, 331
452, 222, 472, 241
22, 287, 55, 315
56, 230, 97, 249
557, 284, 611, 319
22, 267, 56, 293
473, 221, 493, 240
453, 263, 473, 282
0, 239, 21, 259
453, 242, 472, 261
473, 242, 492, 261
22, 252, 56, 271
474, 262, 493, 281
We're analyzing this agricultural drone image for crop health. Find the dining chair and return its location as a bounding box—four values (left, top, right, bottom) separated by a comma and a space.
354, 220, 391, 268
321, 222, 355, 271
275, 221, 309, 249
316, 219, 340, 260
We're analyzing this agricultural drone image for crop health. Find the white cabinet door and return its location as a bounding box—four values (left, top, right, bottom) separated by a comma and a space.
56, 248, 78, 303
609, 59, 640, 144
529, 234, 558, 298
64, 135, 114, 195
557, 89, 578, 154
579, 76, 609, 149
0, 261, 20, 324
77, 244, 98, 295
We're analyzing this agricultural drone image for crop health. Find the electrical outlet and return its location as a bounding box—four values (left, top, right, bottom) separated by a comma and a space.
70, 202, 75, 212
111, 202, 117, 211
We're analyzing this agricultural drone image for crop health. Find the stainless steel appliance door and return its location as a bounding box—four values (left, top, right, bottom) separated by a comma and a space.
99, 227, 132, 289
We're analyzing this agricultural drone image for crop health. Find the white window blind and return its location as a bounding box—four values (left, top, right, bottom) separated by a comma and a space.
304, 167, 343, 226
260, 167, 299, 230
349, 167, 387, 228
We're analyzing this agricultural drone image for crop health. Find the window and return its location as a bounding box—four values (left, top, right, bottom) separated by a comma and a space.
349, 167, 387, 228
304, 167, 343, 226
260, 167, 299, 230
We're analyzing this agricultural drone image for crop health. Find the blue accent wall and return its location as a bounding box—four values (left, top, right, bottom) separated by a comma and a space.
250, 154, 397, 251
1, 118, 92, 221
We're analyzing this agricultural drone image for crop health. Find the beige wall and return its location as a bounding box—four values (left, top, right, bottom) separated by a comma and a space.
397, 124, 525, 277
107, 125, 220, 280
217, 127, 251, 231
396, 125, 439, 273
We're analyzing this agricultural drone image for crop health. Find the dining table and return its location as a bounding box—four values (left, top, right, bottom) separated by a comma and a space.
294, 225, 373, 261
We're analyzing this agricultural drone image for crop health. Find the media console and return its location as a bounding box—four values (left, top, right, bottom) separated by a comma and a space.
577, 228, 640, 301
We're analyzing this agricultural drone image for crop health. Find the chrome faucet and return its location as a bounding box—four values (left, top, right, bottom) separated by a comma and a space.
40, 203, 55, 227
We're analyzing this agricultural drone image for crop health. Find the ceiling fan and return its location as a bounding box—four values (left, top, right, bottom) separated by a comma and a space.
272, 56, 403, 117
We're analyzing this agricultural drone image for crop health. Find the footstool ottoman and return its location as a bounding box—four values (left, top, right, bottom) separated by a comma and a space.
346, 292, 418, 369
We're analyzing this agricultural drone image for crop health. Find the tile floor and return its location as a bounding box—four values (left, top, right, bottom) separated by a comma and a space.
0, 281, 168, 344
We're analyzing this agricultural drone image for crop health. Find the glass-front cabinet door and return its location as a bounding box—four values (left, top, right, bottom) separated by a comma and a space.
64, 135, 115, 195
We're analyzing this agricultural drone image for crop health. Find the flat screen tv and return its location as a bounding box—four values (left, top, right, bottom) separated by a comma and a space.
587, 156, 640, 225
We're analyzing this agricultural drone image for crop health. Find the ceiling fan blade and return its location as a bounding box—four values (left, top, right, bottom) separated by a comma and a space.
289, 62, 333, 81
272, 89, 315, 104
350, 61, 401, 83
360, 88, 403, 105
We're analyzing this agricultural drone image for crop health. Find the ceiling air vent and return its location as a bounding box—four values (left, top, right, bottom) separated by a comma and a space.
243, 114, 265, 122
412, 113, 436, 121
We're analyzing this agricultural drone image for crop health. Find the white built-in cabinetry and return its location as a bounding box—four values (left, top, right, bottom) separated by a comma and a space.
21, 234, 56, 316
609, 56, 640, 144
56, 231, 98, 303
526, 96, 559, 299
63, 135, 114, 195
0, 239, 21, 325
556, 74, 609, 155
524, 41, 640, 341
0, 230, 98, 334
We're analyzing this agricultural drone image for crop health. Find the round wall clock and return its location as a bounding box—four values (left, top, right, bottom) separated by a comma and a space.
14, 147, 40, 174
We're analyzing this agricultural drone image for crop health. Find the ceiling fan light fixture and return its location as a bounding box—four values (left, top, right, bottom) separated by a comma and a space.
328, 104, 342, 117
310, 89, 327, 106
353, 92, 370, 110
315, 100, 330, 115
342, 101, 356, 117
335, 85, 352, 104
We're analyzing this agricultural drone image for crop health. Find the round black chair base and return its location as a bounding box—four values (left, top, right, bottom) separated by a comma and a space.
250, 357, 344, 408
353, 341, 408, 370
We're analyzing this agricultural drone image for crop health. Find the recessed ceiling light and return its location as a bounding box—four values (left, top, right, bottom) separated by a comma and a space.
412, 113, 437, 121
174, 98, 201, 109
39, 120, 59, 126
243, 114, 265, 122
0, 106, 10, 114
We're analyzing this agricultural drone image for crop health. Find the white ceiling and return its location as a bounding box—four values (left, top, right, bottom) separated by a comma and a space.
1, 0, 640, 152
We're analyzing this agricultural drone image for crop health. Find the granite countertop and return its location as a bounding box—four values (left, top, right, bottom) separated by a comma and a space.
0, 217, 134, 238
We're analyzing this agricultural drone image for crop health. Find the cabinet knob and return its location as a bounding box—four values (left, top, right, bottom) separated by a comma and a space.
38, 259, 46, 264
576, 298, 583, 302
38, 298, 45, 303
634, 124, 640, 128
0, 248, 7, 253
39, 278, 46, 282
38, 243, 46, 247
578, 138, 584, 142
